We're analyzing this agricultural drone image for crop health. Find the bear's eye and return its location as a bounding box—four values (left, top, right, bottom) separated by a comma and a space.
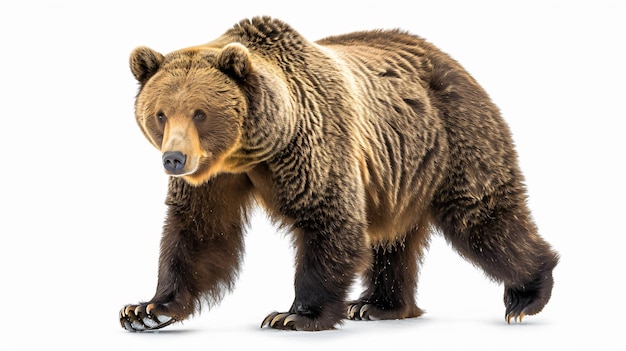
193, 110, 206, 122
156, 111, 166, 123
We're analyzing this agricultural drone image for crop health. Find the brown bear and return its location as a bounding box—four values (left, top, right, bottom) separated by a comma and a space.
120, 16, 559, 332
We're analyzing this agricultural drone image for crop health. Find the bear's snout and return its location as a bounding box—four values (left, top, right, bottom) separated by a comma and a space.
162, 151, 187, 174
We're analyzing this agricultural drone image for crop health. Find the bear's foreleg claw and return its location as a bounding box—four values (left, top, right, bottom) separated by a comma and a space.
261, 311, 335, 331
347, 303, 379, 320
119, 304, 176, 332
261, 311, 297, 330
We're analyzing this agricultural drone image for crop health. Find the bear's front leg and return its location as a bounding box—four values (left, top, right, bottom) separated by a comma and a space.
120, 175, 253, 331
261, 211, 370, 331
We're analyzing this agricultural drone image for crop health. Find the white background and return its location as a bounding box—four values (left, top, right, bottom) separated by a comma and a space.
0, 0, 624, 350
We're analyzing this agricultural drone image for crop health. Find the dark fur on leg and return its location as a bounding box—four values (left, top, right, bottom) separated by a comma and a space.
260, 173, 371, 331
120, 175, 254, 331
262, 220, 370, 331
348, 224, 429, 321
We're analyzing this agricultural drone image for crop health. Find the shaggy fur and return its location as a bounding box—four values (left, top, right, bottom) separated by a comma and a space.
120, 16, 559, 332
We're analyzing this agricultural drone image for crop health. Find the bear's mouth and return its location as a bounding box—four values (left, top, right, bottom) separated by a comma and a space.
180, 157, 220, 185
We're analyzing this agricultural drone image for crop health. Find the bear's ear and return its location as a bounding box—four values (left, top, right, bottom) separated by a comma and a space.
129, 46, 164, 84
217, 42, 252, 81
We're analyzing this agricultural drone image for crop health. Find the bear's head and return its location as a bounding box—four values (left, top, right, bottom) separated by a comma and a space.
130, 42, 288, 186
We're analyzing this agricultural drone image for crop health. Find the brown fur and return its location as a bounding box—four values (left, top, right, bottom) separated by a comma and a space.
120, 16, 559, 331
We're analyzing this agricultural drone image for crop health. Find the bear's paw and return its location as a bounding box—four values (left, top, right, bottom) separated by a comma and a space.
119, 303, 176, 332
504, 271, 555, 324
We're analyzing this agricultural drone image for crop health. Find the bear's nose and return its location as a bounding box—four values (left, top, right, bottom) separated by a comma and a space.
162, 151, 187, 174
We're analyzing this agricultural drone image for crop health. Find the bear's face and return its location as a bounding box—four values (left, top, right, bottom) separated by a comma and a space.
130, 44, 252, 185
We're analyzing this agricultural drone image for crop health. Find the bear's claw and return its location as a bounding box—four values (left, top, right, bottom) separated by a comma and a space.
347, 303, 379, 320
506, 312, 525, 324
261, 311, 336, 331
261, 312, 297, 330
120, 304, 176, 332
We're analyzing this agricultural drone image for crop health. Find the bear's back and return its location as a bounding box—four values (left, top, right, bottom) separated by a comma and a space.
315, 26, 518, 232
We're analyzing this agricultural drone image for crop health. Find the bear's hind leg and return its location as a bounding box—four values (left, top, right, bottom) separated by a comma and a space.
348, 225, 428, 321
434, 189, 559, 323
